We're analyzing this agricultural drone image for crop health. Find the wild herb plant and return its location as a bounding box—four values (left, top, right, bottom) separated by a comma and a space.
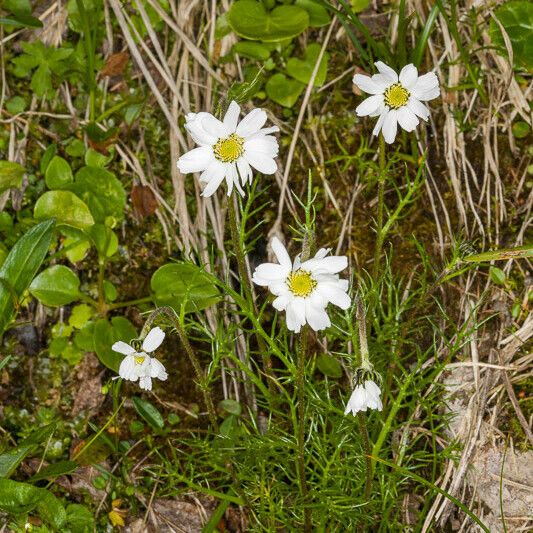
0, 0, 531, 531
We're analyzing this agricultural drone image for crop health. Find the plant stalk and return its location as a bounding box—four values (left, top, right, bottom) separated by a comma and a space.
372, 134, 387, 282
141, 306, 219, 433
357, 412, 373, 500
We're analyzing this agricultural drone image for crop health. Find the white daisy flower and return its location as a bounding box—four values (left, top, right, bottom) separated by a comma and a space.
112, 326, 168, 391
344, 379, 383, 416
177, 101, 279, 197
252, 237, 351, 333
353, 61, 440, 144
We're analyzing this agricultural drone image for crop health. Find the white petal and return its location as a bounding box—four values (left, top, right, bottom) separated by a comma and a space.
244, 136, 279, 157
305, 303, 331, 331
317, 283, 351, 310
236, 108, 268, 137
353, 74, 386, 95
112, 341, 135, 355
382, 110, 398, 144
271, 237, 292, 269
244, 151, 277, 175
199, 114, 230, 139
356, 94, 384, 117
200, 161, 227, 197
119, 355, 138, 381
372, 111, 386, 136
272, 294, 289, 311
407, 98, 430, 121
139, 376, 152, 390
225, 162, 244, 197
253, 263, 289, 282
223, 100, 240, 132
375, 61, 398, 83
303, 255, 348, 274
142, 327, 165, 353
177, 146, 213, 174
399, 64, 418, 89
285, 303, 303, 333
184, 112, 218, 145
397, 107, 419, 132
314, 248, 330, 259
411, 72, 439, 100
150, 357, 168, 380
237, 158, 253, 185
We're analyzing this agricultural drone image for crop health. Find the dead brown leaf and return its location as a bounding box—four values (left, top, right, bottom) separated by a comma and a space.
101, 51, 129, 77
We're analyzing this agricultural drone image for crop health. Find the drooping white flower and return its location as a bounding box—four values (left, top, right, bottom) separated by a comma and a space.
112, 327, 168, 391
353, 61, 440, 144
252, 237, 351, 333
177, 101, 279, 197
344, 379, 383, 416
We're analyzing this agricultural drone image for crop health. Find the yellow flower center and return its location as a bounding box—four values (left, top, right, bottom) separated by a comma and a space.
134, 355, 145, 365
287, 269, 316, 298
384, 83, 410, 109
213, 133, 244, 163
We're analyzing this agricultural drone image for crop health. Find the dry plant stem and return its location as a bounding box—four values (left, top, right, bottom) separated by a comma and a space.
297, 326, 311, 532
141, 307, 219, 433
372, 134, 387, 282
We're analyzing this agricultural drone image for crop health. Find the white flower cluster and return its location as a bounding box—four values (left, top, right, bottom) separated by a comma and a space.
114, 61, 439, 405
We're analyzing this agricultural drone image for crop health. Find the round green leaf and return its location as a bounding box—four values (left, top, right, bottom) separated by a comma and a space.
0, 160, 25, 194
29, 265, 81, 306
34, 190, 94, 229
151, 263, 220, 313
233, 41, 272, 60
316, 354, 343, 378
295, 0, 331, 27
286, 43, 329, 87
512, 120, 530, 138
227, 1, 309, 42
265, 73, 305, 107
93, 317, 137, 372
489, 1, 533, 71
71, 166, 126, 222
45, 155, 73, 189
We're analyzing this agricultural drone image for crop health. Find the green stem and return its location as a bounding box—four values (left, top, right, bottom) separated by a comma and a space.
357, 412, 373, 501
141, 307, 219, 433
107, 295, 153, 311
297, 325, 311, 532
372, 134, 386, 282
227, 197, 275, 390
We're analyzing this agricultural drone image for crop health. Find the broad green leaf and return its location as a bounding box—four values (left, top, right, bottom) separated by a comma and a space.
490, 1, 533, 71
93, 317, 137, 372
0, 220, 55, 337
66, 503, 95, 533
45, 155, 73, 189
0, 446, 34, 479
29, 460, 78, 482
512, 120, 530, 138
227, 1, 309, 42
0, 161, 25, 194
151, 263, 220, 313
0, 14, 42, 28
489, 266, 506, 286
265, 73, 305, 107
233, 41, 271, 60
286, 43, 329, 87
87, 224, 118, 258
295, 0, 331, 27
463, 244, 533, 262
219, 399, 242, 416
34, 190, 94, 229
351, 0, 370, 13
69, 304, 93, 329
0, 478, 66, 529
132, 397, 165, 430
316, 354, 343, 378
71, 166, 126, 222
29, 265, 81, 306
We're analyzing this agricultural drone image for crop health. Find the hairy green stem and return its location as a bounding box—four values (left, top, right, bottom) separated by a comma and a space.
227, 197, 275, 390
372, 134, 387, 282
297, 326, 311, 531
141, 306, 219, 433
